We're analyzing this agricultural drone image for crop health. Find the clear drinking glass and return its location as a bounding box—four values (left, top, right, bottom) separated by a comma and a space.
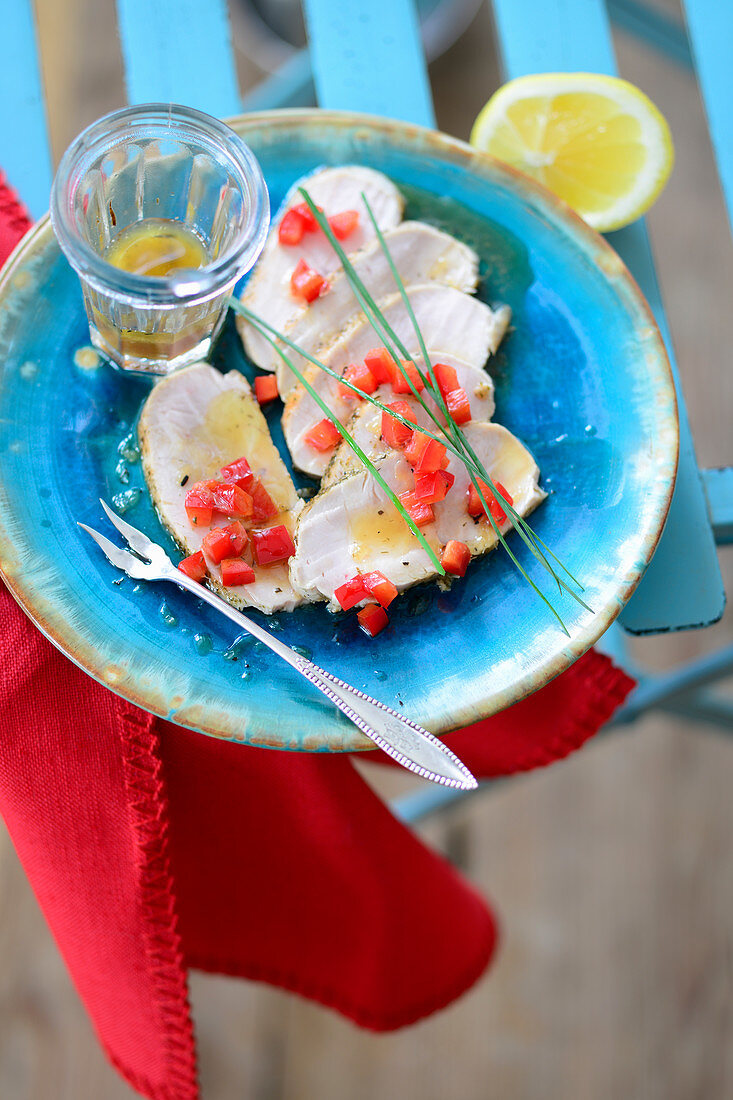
51, 103, 269, 374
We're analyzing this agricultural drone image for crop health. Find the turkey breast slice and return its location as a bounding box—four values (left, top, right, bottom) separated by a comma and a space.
138, 362, 308, 614
321, 354, 496, 489
289, 422, 545, 611
271, 221, 479, 392
282, 285, 511, 478
236, 166, 403, 371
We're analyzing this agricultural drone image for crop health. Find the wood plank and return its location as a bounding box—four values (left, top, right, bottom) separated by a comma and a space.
302, 0, 435, 127
490, 0, 725, 632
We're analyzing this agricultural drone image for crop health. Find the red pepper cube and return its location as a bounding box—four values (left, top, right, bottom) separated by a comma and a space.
251, 524, 296, 566
328, 209, 359, 239
363, 346, 396, 385
361, 570, 398, 608
414, 469, 454, 504
184, 485, 215, 528
414, 438, 449, 474
433, 362, 459, 397
441, 540, 471, 577
278, 208, 306, 246
357, 604, 389, 637
202, 526, 235, 565
211, 482, 253, 520
222, 520, 249, 557
398, 490, 435, 527
304, 418, 342, 452
254, 374, 279, 405
380, 401, 415, 449
177, 550, 207, 582
467, 479, 514, 524
403, 430, 430, 467
334, 574, 371, 611
250, 478, 279, 522
390, 359, 425, 395
220, 558, 256, 587
220, 456, 254, 490
446, 386, 471, 425
291, 201, 320, 232
290, 258, 328, 302
337, 361, 376, 400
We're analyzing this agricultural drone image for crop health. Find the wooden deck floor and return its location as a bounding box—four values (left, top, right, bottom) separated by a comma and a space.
1, 2, 731, 1097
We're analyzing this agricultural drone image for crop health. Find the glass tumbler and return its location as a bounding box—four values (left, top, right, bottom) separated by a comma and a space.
51, 103, 269, 374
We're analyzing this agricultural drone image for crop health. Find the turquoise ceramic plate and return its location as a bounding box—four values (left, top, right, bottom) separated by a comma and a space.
0, 110, 678, 752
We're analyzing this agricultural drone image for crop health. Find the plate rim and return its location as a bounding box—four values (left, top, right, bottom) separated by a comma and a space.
0, 108, 679, 750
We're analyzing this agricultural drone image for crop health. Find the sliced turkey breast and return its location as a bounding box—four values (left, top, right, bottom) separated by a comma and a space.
138, 362, 307, 613
282, 285, 511, 477
321, 354, 496, 488
289, 422, 545, 611
236, 166, 403, 371
270, 221, 479, 392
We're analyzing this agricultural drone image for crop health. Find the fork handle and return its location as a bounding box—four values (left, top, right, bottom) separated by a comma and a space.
166, 567, 476, 787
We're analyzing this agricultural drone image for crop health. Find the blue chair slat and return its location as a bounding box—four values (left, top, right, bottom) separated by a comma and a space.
703, 468, 733, 546
0, 0, 53, 221
683, 0, 733, 235
240, 52, 315, 113
301, 0, 435, 128
608, 0, 694, 71
491, 0, 725, 633
116, 0, 241, 117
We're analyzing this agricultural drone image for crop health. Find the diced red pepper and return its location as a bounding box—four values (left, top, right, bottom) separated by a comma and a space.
361, 570, 398, 608
403, 432, 449, 473
334, 575, 371, 611
278, 208, 306, 246
364, 346, 396, 385
250, 478, 279, 522
403, 430, 428, 466
416, 438, 449, 474
211, 482, 253, 520
466, 479, 514, 524
304, 418, 342, 452
292, 201, 320, 232
220, 456, 254, 490
380, 401, 416, 449
433, 362, 459, 397
184, 485, 215, 528
414, 469, 455, 504
357, 604, 389, 637
254, 374, 279, 405
446, 386, 471, 425
251, 524, 296, 566
328, 209, 359, 240
220, 558, 256, 587
441, 539, 471, 577
390, 359, 425, 395
398, 490, 435, 527
337, 361, 376, 400
177, 550, 207, 582
290, 258, 328, 302
202, 523, 248, 565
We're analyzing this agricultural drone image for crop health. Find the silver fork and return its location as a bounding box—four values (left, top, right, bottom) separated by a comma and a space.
78, 501, 478, 790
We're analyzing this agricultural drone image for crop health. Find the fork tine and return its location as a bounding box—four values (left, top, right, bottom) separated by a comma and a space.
78, 522, 150, 579
99, 498, 165, 563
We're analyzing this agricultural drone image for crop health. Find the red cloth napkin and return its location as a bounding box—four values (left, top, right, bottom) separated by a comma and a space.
0, 172, 634, 1100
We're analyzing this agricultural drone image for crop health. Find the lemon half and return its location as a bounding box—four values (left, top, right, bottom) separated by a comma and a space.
470, 72, 674, 232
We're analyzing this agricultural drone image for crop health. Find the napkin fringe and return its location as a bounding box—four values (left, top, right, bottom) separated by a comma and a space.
117, 702, 199, 1100
503, 653, 633, 773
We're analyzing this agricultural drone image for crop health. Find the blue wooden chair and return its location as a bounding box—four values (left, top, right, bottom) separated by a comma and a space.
1, 0, 730, 824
